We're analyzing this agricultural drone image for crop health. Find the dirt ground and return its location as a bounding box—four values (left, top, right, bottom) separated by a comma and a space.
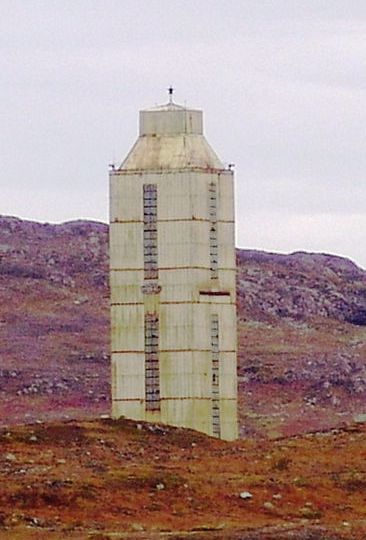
0, 418, 365, 539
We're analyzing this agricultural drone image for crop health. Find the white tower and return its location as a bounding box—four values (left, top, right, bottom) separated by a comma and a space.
110, 92, 238, 440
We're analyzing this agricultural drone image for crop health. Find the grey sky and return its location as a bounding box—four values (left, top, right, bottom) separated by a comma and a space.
1, 1, 365, 268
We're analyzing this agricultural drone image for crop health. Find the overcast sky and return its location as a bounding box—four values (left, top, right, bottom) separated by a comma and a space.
1, 1, 365, 268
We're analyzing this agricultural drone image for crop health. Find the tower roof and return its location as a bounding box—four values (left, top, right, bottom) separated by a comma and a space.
142, 101, 187, 112
139, 100, 202, 136
119, 98, 224, 171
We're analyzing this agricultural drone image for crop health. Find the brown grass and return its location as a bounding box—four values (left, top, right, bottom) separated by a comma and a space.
0, 418, 365, 538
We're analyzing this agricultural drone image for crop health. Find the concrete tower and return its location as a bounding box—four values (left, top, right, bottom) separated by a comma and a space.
110, 93, 238, 440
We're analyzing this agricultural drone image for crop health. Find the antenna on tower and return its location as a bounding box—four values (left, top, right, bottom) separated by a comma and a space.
168, 85, 174, 104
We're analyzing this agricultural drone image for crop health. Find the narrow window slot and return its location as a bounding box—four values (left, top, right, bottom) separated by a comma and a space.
211, 314, 220, 437
145, 313, 160, 411
208, 182, 218, 279
143, 184, 158, 281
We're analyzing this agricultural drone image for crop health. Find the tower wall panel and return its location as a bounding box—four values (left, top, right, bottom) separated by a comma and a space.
112, 353, 145, 399
110, 269, 144, 304
110, 175, 142, 222
217, 222, 236, 268
112, 400, 146, 421
160, 399, 212, 434
110, 222, 143, 269
158, 221, 210, 268
217, 173, 235, 222
160, 351, 211, 398
159, 268, 209, 302
111, 304, 144, 351
218, 353, 238, 398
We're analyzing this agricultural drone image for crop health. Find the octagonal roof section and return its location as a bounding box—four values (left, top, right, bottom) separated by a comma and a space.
119, 100, 224, 171
139, 101, 202, 136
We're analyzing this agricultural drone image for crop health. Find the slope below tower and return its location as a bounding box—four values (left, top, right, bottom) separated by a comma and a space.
110, 97, 238, 440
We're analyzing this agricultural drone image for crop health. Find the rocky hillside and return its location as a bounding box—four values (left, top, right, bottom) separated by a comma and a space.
237, 249, 366, 326
0, 216, 108, 288
0, 215, 366, 436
